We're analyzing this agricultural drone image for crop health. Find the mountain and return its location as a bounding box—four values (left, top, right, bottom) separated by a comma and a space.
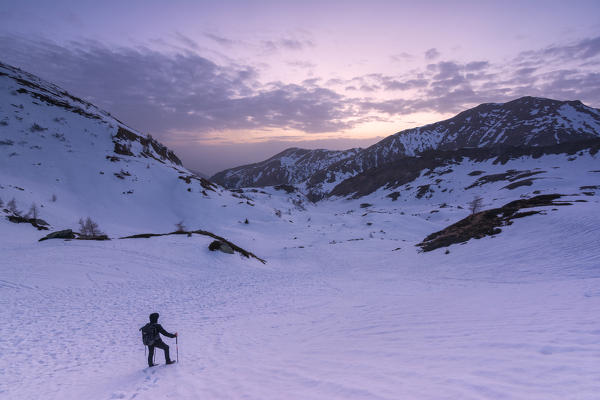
211, 147, 361, 190
0, 61, 299, 238
211, 96, 600, 199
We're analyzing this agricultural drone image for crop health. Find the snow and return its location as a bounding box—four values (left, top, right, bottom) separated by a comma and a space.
2, 148, 600, 399
558, 104, 600, 134
2, 190, 600, 399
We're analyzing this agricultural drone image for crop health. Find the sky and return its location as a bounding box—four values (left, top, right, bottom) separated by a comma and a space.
1, 1, 599, 175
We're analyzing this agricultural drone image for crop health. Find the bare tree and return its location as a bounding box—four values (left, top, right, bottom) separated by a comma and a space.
468, 196, 484, 215
26, 203, 39, 220
78, 217, 103, 237
175, 220, 186, 232
7, 198, 19, 215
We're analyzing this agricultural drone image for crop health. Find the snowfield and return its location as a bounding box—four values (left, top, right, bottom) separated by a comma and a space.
2, 194, 600, 400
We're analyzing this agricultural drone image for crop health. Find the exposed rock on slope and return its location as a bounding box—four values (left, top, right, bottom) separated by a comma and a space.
416, 194, 572, 252
330, 138, 600, 198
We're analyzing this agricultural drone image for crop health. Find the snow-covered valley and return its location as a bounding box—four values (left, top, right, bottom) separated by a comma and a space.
2, 193, 600, 399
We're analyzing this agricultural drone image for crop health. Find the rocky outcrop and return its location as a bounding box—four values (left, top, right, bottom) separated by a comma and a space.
417, 194, 572, 252
6, 214, 49, 230
208, 240, 234, 254
39, 229, 76, 241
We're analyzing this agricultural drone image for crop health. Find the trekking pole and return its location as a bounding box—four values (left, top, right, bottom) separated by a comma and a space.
176, 335, 179, 363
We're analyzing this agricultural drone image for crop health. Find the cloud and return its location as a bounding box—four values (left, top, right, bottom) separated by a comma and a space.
0, 36, 355, 137
261, 37, 314, 53
516, 35, 600, 66
174, 32, 199, 50
543, 35, 600, 60
1, 33, 599, 159
204, 32, 236, 47
359, 36, 600, 116
390, 52, 414, 62
379, 77, 428, 91
280, 38, 314, 50
287, 60, 317, 69
429, 61, 462, 80
465, 61, 489, 71
424, 48, 440, 60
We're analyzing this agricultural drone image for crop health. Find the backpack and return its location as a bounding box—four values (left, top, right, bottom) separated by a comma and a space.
140, 323, 159, 346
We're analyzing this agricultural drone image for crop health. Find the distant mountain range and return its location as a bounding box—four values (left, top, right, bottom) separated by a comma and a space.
211, 96, 600, 199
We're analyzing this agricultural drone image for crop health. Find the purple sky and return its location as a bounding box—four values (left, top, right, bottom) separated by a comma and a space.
1, 1, 599, 175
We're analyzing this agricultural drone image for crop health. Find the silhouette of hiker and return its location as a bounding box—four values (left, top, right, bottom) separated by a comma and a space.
140, 312, 177, 367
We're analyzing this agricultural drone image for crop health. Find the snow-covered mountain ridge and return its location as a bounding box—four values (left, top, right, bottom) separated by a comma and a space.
211, 147, 361, 190
212, 96, 600, 198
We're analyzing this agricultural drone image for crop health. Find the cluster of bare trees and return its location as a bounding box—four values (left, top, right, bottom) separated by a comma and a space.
78, 217, 104, 238
1, 196, 56, 219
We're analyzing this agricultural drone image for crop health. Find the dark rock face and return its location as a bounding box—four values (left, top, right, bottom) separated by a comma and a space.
417, 194, 571, 252
39, 229, 75, 241
211, 97, 600, 198
208, 240, 234, 254
113, 127, 182, 166
274, 184, 297, 193
7, 215, 49, 230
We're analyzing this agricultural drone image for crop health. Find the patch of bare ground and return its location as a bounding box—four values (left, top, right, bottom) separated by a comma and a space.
417, 194, 571, 252
466, 170, 546, 189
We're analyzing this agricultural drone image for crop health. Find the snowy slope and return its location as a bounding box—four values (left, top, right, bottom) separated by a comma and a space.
0, 61, 301, 242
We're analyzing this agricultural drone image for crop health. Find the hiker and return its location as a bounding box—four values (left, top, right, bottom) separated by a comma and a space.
140, 312, 177, 367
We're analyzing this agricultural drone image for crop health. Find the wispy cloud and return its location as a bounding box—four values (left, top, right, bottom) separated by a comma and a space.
204, 32, 236, 47
356, 36, 600, 115
0, 36, 354, 136
390, 52, 414, 62
174, 32, 200, 50
424, 48, 440, 60
261, 37, 314, 53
